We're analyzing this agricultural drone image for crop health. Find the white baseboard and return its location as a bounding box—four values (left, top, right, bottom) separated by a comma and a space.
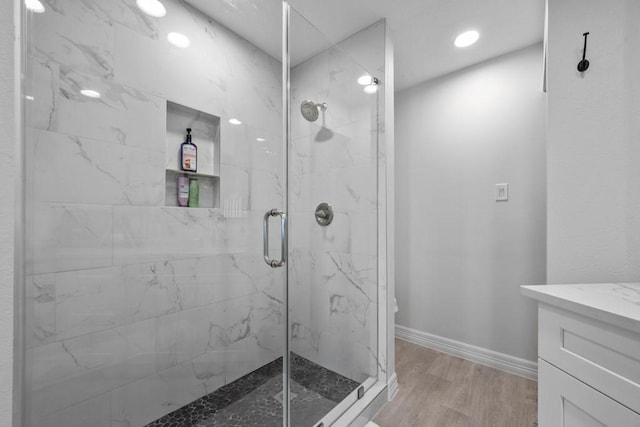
387, 372, 398, 400
395, 325, 537, 380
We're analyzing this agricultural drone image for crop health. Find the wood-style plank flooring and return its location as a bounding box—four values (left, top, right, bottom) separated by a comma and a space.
374, 339, 537, 427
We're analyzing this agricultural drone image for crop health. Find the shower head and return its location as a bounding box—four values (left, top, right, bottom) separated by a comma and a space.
300, 100, 327, 122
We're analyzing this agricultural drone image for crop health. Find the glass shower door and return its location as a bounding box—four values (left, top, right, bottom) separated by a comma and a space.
22, 0, 288, 425
285, 5, 384, 426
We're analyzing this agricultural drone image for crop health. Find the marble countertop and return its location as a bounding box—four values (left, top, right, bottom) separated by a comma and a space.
521, 283, 640, 334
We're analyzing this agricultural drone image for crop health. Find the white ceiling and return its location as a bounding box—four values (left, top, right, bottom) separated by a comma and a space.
186, 0, 545, 91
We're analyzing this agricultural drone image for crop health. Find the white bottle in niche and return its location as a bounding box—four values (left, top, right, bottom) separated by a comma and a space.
178, 176, 189, 207
180, 128, 197, 172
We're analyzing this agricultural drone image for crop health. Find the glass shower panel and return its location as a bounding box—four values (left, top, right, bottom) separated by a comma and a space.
22, 0, 286, 425
287, 7, 383, 426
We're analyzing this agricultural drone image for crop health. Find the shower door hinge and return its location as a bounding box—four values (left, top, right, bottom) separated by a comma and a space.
357, 386, 364, 399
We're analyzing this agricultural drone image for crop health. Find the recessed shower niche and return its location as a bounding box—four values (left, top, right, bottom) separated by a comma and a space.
165, 101, 221, 208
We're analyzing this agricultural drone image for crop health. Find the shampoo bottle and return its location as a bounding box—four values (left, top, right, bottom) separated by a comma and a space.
178, 176, 189, 207
180, 128, 197, 172
188, 179, 199, 208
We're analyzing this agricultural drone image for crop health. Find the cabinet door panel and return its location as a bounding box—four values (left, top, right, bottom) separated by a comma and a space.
538, 304, 640, 414
538, 359, 640, 427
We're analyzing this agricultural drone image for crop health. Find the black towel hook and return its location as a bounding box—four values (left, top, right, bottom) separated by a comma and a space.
577, 32, 590, 72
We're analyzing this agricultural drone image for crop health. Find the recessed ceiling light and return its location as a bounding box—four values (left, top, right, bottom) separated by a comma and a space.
80, 89, 101, 98
364, 84, 378, 94
229, 118, 242, 125
25, 0, 45, 13
256, 137, 266, 142
25, 95, 35, 101
136, 0, 166, 18
454, 30, 479, 48
357, 75, 374, 86
167, 32, 190, 48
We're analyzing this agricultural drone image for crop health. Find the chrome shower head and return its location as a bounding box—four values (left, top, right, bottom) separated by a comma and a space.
300, 100, 327, 122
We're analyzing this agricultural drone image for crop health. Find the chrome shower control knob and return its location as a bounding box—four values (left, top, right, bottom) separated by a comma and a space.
315, 203, 334, 226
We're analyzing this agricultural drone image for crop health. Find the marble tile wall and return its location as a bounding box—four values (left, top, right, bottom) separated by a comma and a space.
288, 20, 386, 384
24, 0, 284, 426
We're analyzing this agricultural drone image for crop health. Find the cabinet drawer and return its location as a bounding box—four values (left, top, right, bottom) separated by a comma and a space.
538, 359, 640, 427
538, 304, 640, 414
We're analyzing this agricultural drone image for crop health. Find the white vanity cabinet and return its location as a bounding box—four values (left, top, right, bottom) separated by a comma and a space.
522, 283, 640, 427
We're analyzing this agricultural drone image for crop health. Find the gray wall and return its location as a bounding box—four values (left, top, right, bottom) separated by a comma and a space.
547, 0, 640, 283
395, 44, 546, 362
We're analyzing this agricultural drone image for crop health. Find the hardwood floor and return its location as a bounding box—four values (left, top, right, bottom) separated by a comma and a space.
374, 339, 538, 427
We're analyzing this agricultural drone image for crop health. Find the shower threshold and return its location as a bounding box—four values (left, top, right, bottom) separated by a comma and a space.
145, 353, 359, 427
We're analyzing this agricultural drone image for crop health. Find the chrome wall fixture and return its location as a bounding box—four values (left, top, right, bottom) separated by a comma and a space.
315, 203, 334, 226
300, 100, 328, 122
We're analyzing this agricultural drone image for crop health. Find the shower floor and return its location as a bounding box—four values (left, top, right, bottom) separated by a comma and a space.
145, 354, 360, 427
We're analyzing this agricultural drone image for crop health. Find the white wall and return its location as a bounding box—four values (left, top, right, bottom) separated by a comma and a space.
547, 0, 640, 283
395, 44, 546, 362
0, 0, 17, 423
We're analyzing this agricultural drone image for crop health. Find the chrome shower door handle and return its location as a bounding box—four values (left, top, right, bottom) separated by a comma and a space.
263, 209, 287, 268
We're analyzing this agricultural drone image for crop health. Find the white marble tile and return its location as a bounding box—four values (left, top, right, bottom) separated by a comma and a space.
24, 56, 59, 131
112, 206, 227, 264
345, 340, 379, 383
31, 129, 164, 206
52, 69, 166, 151
292, 166, 377, 216
42, 0, 160, 39
31, 1, 115, 79
310, 285, 375, 347
54, 266, 127, 341
219, 211, 265, 252
124, 258, 199, 322
25, 274, 57, 348
224, 41, 282, 135
224, 335, 281, 384
29, 318, 156, 418
296, 212, 352, 253
315, 330, 351, 380
303, 250, 376, 304
310, 119, 377, 170
313, 330, 378, 383
195, 253, 271, 307
113, 5, 229, 116
29, 203, 113, 274
349, 210, 378, 256
153, 290, 282, 377
250, 168, 284, 212
110, 351, 226, 427
31, 392, 111, 427
219, 163, 250, 216
155, 293, 259, 370
290, 321, 320, 362
220, 121, 284, 174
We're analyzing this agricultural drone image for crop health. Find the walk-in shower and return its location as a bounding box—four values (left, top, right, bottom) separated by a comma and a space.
20, 0, 391, 425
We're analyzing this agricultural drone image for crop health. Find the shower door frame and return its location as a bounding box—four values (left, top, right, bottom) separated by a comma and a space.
11, 0, 393, 424
281, 4, 393, 426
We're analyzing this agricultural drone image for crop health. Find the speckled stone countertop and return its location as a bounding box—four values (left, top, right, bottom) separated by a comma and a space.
521, 283, 640, 334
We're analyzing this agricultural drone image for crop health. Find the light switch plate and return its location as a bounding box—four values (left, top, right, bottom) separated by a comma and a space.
496, 183, 509, 201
